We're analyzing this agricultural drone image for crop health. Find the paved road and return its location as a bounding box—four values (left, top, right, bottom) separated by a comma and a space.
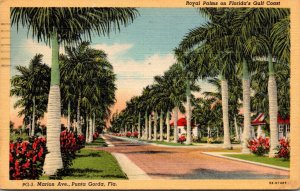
93, 135, 289, 179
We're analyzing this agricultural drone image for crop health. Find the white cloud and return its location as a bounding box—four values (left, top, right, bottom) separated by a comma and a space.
91, 43, 176, 97
22, 39, 51, 66
91, 43, 176, 112
91, 43, 133, 58
23, 39, 65, 66
115, 54, 175, 79
113, 54, 175, 97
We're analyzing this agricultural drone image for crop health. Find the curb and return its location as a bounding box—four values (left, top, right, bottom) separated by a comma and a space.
101, 134, 114, 147
106, 134, 151, 145
202, 152, 290, 171
112, 153, 151, 180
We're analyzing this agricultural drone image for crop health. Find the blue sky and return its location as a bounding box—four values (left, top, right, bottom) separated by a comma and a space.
10, 8, 213, 123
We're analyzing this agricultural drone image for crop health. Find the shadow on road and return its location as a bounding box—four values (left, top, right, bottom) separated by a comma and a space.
148, 168, 289, 179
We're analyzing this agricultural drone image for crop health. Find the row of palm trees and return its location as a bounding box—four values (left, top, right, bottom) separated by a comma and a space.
60, 42, 116, 142
11, 7, 139, 175
110, 8, 290, 158
11, 43, 116, 139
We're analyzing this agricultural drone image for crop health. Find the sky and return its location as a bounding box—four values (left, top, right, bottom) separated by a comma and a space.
10, 8, 214, 127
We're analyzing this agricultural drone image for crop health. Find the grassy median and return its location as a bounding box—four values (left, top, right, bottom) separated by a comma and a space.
224, 154, 290, 168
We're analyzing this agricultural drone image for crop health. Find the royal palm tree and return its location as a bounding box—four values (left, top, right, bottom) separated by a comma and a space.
234, 8, 289, 156
60, 55, 77, 131
178, 9, 265, 149
139, 87, 150, 139
152, 77, 170, 141
161, 64, 187, 143
174, 48, 203, 144
11, 7, 138, 174
11, 54, 50, 136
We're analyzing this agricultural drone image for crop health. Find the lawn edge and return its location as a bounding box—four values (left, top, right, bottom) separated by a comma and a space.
202, 152, 290, 171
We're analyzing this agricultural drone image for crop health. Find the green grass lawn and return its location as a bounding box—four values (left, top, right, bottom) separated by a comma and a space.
41, 148, 127, 180
86, 137, 107, 147
224, 154, 290, 168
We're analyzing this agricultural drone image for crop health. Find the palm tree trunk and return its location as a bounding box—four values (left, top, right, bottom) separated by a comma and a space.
67, 101, 71, 131
21, 121, 25, 135
73, 119, 77, 133
28, 116, 31, 136
148, 114, 152, 140
88, 117, 93, 143
242, 59, 251, 153
207, 126, 210, 138
138, 112, 141, 139
268, 53, 279, 157
186, 80, 192, 144
159, 110, 163, 141
86, 116, 89, 142
221, 77, 232, 149
166, 111, 170, 142
43, 31, 63, 175
173, 107, 178, 143
153, 111, 158, 141
234, 115, 240, 141
239, 127, 243, 140
132, 124, 134, 134
93, 113, 95, 135
77, 92, 82, 135
144, 112, 148, 140
31, 96, 36, 136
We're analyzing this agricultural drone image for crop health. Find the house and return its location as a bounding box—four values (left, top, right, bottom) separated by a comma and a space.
170, 117, 199, 137
251, 113, 290, 139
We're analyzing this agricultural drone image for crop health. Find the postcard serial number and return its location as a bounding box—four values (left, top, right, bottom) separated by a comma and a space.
269, 181, 287, 185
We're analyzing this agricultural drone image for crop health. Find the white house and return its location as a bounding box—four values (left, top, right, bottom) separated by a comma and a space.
251, 113, 290, 139
170, 117, 199, 137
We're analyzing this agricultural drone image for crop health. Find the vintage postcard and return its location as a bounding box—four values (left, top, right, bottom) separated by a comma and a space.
0, 0, 299, 190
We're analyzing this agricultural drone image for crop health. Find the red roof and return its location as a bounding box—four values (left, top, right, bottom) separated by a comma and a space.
278, 115, 290, 124
251, 113, 267, 125
170, 117, 194, 126
251, 113, 290, 126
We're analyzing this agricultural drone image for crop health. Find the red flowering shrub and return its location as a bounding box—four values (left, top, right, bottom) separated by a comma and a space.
133, 131, 139, 138
60, 130, 85, 169
126, 132, 132, 137
248, 137, 270, 156
9, 137, 48, 180
93, 132, 99, 139
276, 138, 290, 160
10, 130, 85, 180
178, 135, 186, 144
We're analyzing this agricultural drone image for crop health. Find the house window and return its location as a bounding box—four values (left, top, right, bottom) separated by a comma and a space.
178, 129, 181, 134
286, 125, 290, 132
279, 125, 284, 132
